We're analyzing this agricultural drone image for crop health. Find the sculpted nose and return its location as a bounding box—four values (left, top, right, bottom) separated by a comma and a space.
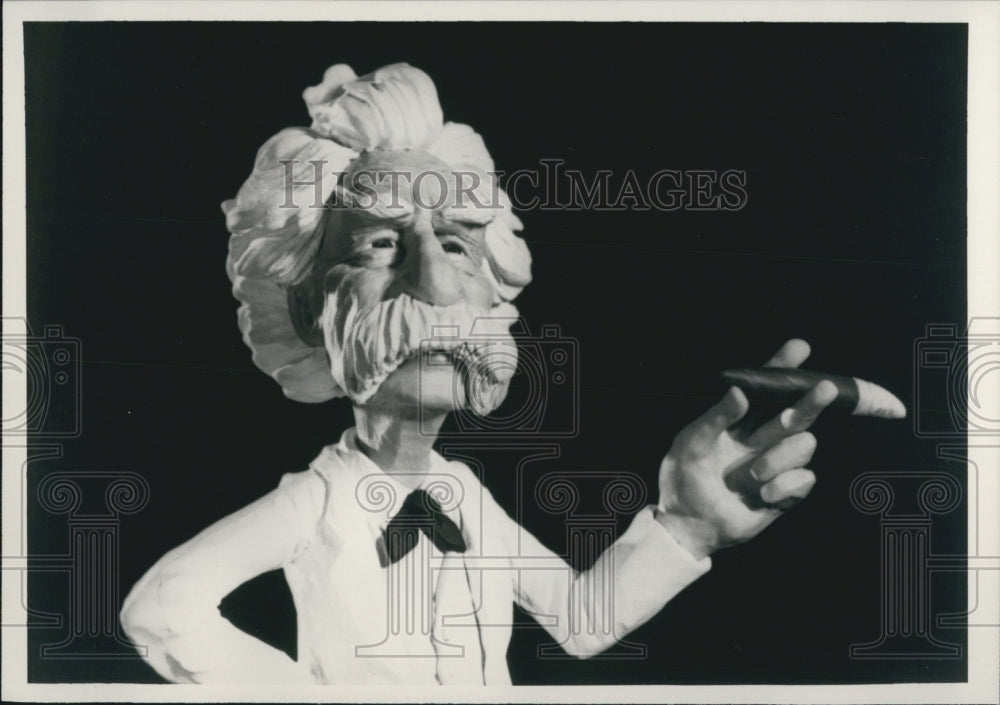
402, 212, 463, 307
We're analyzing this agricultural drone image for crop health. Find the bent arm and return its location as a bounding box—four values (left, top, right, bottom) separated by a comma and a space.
509, 504, 711, 659
120, 472, 322, 683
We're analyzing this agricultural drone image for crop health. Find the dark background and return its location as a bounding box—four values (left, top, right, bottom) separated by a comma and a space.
24, 22, 968, 684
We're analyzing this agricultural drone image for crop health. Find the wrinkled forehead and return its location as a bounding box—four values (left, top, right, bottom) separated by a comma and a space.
338, 149, 498, 225
346, 149, 452, 181
316, 149, 497, 262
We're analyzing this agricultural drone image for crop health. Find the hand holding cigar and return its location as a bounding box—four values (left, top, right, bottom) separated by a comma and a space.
720, 368, 907, 419
657, 340, 904, 562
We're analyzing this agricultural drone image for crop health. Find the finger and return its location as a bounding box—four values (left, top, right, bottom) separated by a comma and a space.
764, 338, 811, 369
685, 386, 750, 451
747, 380, 838, 449
749, 432, 817, 482
760, 468, 816, 506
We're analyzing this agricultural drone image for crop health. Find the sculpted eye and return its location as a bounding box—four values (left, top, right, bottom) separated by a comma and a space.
441, 242, 466, 255
371, 238, 397, 249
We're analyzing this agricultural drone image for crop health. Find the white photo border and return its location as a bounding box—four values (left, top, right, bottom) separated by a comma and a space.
3, 2, 998, 703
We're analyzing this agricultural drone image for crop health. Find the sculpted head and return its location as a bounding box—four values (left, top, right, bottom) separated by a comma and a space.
222, 64, 532, 417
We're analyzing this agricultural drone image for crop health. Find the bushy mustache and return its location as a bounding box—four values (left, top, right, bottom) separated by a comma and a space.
321, 287, 520, 413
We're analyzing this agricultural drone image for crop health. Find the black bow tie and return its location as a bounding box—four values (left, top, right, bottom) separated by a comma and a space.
377, 489, 467, 567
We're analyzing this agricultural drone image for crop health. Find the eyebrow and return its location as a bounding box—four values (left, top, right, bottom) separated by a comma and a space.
439, 210, 494, 227
345, 217, 482, 244
439, 206, 497, 227
346, 193, 414, 224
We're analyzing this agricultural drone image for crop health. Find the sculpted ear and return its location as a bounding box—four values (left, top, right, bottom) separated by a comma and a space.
287, 274, 325, 348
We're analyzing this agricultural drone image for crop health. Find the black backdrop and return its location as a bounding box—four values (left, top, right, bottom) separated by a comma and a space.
24, 22, 968, 684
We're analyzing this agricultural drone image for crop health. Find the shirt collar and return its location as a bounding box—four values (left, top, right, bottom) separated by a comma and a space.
333, 427, 466, 535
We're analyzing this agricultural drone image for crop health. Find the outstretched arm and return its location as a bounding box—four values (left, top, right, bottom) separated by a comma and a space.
511, 340, 833, 658
510, 498, 710, 658
120, 471, 323, 683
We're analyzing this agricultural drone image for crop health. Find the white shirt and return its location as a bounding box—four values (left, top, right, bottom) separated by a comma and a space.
121, 428, 711, 685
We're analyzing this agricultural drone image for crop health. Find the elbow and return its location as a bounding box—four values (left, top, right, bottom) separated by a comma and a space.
120, 576, 156, 645
566, 645, 599, 660
120, 562, 218, 643
120, 566, 223, 683
560, 632, 618, 660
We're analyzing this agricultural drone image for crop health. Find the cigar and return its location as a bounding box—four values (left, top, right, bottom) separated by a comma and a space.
721, 368, 907, 419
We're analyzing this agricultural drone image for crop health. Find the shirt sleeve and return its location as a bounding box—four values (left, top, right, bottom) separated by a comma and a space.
500, 497, 712, 658
120, 470, 325, 683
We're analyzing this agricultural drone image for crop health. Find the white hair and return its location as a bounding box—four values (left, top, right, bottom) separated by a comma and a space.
221, 63, 532, 402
